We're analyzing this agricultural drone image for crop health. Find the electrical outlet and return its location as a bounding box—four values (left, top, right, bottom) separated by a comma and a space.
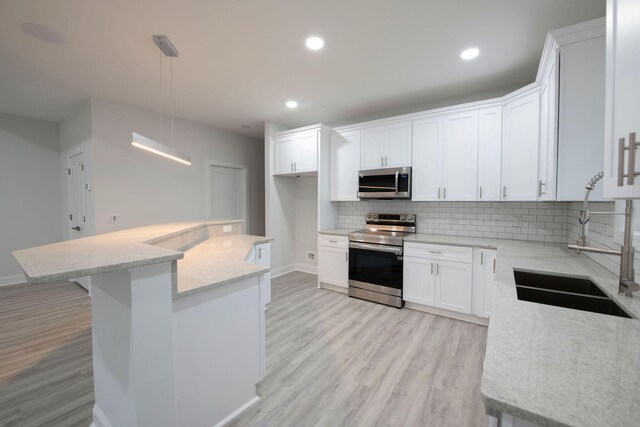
223, 225, 233, 233
107, 214, 122, 223
307, 252, 315, 262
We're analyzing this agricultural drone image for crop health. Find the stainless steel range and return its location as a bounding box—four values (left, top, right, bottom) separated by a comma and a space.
348, 213, 416, 308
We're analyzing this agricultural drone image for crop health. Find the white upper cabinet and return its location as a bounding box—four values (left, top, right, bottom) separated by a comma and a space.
360, 121, 412, 170
274, 135, 297, 175
330, 130, 361, 201
441, 111, 479, 201
361, 127, 385, 169
477, 107, 503, 201
538, 48, 559, 201
603, 0, 640, 198
384, 121, 412, 167
502, 90, 541, 201
273, 130, 318, 176
412, 116, 442, 201
557, 35, 606, 200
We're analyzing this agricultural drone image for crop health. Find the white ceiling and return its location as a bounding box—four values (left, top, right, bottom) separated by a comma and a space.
0, 0, 605, 138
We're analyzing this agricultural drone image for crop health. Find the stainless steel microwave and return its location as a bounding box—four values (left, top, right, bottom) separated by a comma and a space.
357, 167, 411, 199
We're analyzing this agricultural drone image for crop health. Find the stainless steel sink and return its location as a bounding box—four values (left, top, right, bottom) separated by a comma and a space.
514, 271, 631, 318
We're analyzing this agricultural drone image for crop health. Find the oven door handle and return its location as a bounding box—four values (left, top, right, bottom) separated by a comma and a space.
349, 242, 403, 254
394, 170, 399, 194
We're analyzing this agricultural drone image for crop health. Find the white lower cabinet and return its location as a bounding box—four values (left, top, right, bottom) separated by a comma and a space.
434, 260, 473, 314
318, 234, 348, 289
472, 248, 497, 318
404, 242, 495, 320
246, 242, 272, 305
403, 256, 436, 306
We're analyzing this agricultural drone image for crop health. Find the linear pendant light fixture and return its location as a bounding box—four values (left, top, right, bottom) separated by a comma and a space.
131, 35, 191, 165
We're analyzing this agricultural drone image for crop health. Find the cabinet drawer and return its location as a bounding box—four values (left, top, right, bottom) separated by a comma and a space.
318, 234, 348, 249
404, 242, 473, 263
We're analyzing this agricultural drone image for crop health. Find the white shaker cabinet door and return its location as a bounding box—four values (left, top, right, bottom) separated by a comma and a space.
294, 131, 318, 173
603, 0, 640, 198
412, 116, 442, 201
434, 260, 473, 314
384, 121, 412, 168
330, 130, 360, 201
403, 256, 436, 306
502, 90, 541, 201
478, 107, 503, 201
361, 126, 385, 170
472, 249, 497, 318
441, 111, 479, 201
273, 135, 297, 175
318, 246, 348, 288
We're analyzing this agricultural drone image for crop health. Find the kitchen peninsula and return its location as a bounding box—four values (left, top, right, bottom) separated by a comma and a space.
12, 220, 272, 427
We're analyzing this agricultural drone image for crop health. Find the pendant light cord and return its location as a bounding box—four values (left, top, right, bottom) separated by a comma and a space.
170, 57, 174, 152
160, 49, 163, 145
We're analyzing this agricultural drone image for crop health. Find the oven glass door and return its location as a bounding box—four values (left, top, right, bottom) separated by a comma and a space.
349, 245, 403, 290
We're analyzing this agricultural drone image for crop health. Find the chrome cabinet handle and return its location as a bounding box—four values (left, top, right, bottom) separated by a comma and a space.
479, 186, 483, 199
429, 250, 442, 254
385, 156, 388, 166
628, 132, 637, 185
258, 247, 262, 259
345, 252, 348, 262
493, 258, 496, 274
72, 226, 81, 231
443, 187, 446, 199
294, 161, 297, 172
618, 137, 626, 186
436, 263, 439, 275
438, 188, 441, 199
503, 186, 507, 199
538, 180, 546, 197
431, 262, 434, 275
480, 252, 484, 265
328, 239, 337, 243
381, 156, 384, 166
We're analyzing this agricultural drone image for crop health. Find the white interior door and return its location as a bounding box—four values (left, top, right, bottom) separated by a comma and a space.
68, 152, 90, 290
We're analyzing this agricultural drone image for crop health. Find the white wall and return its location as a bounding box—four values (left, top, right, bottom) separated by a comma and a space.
264, 121, 295, 275
294, 177, 318, 273
90, 98, 264, 235
0, 113, 63, 284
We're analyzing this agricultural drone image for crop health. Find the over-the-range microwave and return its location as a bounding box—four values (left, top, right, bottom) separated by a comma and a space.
357, 167, 411, 199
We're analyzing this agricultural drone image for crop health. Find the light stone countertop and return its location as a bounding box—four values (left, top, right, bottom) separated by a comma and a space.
406, 234, 640, 426
175, 234, 272, 298
318, 228, 354, 236
12, 221, 273, 298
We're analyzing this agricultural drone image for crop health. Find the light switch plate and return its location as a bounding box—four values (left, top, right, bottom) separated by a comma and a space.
107, 214, 122, 223
223, 225, 233, 233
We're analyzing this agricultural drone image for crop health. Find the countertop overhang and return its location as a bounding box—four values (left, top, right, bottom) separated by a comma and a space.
12, 221, 273, 297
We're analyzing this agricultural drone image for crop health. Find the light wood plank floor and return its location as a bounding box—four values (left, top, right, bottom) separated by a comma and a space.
0, 271, 487, 427
0, 280, 93, 426
231, 271, 488, 427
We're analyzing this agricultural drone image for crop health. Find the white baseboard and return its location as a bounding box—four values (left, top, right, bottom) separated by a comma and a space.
294, 263, 317, 275
213, 395, 260, 427
318, 282, 348, 294
0, 274, 26, 287
271, 264, 295, 279
91, 404, 112, 427
404, 302, 489, 326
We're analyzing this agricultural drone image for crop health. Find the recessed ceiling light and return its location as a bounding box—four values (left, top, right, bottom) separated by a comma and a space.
286, 100, 298, 109
21, 22, 67, 45
460, 48, 480, 60
305, 36, 324, 50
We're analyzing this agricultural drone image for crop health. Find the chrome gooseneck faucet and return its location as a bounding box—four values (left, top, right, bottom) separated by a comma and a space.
568, 171, 639, 296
